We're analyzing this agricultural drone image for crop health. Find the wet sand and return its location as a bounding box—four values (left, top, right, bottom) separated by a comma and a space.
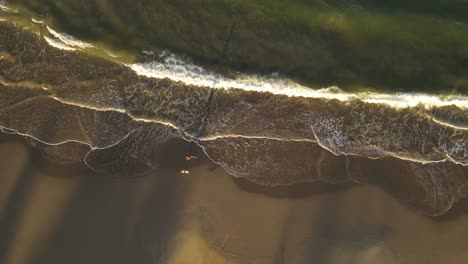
1, 134, 468, 264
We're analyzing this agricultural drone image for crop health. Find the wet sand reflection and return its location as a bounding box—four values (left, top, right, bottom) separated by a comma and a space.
1, 134, 468, 264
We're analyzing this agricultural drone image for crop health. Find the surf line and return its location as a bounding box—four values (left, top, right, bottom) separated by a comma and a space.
35, 22, 468, 110
1, 91, 465, 167
1, 79, 466, 166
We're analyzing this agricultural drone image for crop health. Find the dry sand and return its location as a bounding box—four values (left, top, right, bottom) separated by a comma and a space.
1, 134, 468, 264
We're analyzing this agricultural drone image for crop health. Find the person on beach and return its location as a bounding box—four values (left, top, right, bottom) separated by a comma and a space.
185, 153, 198, 161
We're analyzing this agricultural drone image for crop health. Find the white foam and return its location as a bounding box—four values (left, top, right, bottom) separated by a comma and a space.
44, 36, 76, 51
0, 2, 17, 13
0, 2, 9, 12
128, 52, 353, 101
103, 49, 120, 58
431, 118, 468, 131
31, 18, 44, 24
46, 26, 93, 49
128, 52, 468, 110
361, 93, 468, 109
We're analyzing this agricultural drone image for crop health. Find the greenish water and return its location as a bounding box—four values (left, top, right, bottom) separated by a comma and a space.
8, 0, 468, 94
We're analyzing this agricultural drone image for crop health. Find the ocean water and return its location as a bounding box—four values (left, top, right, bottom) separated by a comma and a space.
7, 0, 468, 93
0, 2, 468, 263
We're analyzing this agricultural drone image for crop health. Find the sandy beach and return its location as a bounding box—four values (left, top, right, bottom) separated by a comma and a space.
1, 133, 468, 264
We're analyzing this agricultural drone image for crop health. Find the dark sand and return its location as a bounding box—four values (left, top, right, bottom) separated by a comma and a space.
1, 134, 468, 264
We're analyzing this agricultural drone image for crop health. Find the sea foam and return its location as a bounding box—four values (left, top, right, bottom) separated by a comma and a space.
129, 51, 468, 110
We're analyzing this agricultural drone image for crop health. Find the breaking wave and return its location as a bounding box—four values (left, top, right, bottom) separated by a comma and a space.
46, 26, 93, 50
130, 51, 468, 109
36, 26, 468, 110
